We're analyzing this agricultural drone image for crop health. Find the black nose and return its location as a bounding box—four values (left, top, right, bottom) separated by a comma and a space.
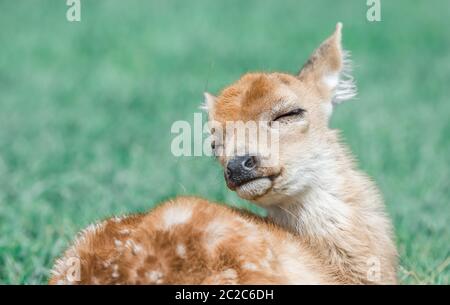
225, 155, 259, 188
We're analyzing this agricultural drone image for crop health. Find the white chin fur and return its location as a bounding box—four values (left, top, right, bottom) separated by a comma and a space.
235, 178, 272, 200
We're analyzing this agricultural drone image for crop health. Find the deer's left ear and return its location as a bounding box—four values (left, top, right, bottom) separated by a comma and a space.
298, 23, 356, 104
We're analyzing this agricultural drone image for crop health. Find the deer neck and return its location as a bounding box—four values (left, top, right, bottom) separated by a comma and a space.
265, 140, 396, 283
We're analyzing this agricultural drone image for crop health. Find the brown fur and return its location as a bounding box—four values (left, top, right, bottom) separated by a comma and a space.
50, 197, 335, 284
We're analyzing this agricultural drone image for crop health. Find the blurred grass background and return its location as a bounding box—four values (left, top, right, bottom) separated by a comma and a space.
0, 0, 449, 284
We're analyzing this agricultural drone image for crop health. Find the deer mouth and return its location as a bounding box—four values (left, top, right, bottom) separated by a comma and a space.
226, 173, 279, 189
233, 174, 279, 200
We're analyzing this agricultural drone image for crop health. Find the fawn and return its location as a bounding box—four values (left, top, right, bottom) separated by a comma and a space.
50, 23, 398, 284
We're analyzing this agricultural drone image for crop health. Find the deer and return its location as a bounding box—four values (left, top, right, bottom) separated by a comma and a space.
49, 23, 398, 285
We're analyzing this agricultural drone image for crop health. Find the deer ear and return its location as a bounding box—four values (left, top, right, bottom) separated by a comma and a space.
200, 92, 217, 116
298, 23, 356, 104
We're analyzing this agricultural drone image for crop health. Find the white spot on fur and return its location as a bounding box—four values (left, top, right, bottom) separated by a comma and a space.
125, 239, 143, 255
253, 247, 274, 270
162, 205, 193, 229
204, 219, 230, 252
207, 268, 238, 284
119, 228, 131, 235
176, 244, 187, 258
114, 239, 123, 248
111, 264, 119, 278
147, 270, 164, 284
242, 262, 258, 271
91, 276, 100, 285
220, 269, 238, 284
223, 268, 237, 278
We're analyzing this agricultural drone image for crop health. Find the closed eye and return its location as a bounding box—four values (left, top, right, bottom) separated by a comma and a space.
273, 108, 306, 122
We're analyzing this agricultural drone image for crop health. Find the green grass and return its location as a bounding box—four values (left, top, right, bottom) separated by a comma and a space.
0, 0, 449, 284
